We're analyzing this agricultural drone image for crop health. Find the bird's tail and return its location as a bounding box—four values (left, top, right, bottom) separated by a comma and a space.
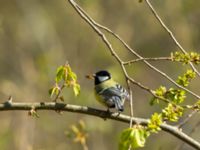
114, 97, 124, 112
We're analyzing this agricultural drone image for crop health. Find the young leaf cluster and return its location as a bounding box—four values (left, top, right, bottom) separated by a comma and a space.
147, 113, 162, 133
49, 63, 80, 101
119, 125, 149, 150
162, 103, 183, 122
151, 86, 186, 105
171, 51, 200, 64
177, 69, 196, 87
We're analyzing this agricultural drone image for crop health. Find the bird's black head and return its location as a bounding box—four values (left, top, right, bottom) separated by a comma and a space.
94, 70, 111, 85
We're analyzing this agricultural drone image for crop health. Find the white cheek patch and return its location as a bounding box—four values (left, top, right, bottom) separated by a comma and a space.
98, 76, 109, 82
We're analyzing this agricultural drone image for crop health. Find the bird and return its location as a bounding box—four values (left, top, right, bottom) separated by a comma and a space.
87, 70, 129, 112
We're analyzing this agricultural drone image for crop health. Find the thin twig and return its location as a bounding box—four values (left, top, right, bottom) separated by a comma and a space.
127, 80, 134, 128
72, 0, 200, 100
177, 110, 198, 129
68, 0, 194, 119
69, 0, 170, 107
144, 0, 200, 130
68, 0, 136, 128
176, 119, 200, 150
68, 0, 200, 102
53, 84, 65, 102
0, 101, 200, 149
145, 0, 200, 77
123, 57, 172, 65
120, 65, 134, 126
67, 1, 200, 149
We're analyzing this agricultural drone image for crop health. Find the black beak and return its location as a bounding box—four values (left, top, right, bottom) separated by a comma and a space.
85, 74, 95, 80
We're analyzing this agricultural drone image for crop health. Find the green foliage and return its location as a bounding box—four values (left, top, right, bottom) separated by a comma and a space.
48, 83, 60, 97
150, 86, 167, 105
56, 66, 66, 83
171, 51, 200, 64
190, 52, 200, 64
147, 113, 162, 133
165, 88, 186, 104
119, 126, 149, 150
177, 69, 196, 87
49, 62, 80, 101
152, 86, 186, 104
73, 83, 81, 97
162, 103, 183, 122
154, 86, 167, 97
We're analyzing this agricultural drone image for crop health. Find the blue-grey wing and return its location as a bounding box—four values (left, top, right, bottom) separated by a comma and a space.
115, 84, 129, 100
98, 84, 129, 111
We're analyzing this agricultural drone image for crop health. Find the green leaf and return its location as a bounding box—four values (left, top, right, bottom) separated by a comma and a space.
147, 113, 162, 133
190, 52, 200, 64
73, 83, 80, 96
119, 126, 149, 150
150, 97, 159, 106
154, 86, 167, 97
171, 51, 200, 65
165, 88, 186, 104
48, 87, 54, 97
49, 62, 81, 99
48, 86, 59, 97
66, 66, 77, 82
70, 71, 77, 81
56, 66, 65, 83
162, 103, 183, 122
177, 69, 196, 87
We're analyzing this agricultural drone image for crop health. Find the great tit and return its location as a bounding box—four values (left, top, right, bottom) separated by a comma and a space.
89, 70, 129, 112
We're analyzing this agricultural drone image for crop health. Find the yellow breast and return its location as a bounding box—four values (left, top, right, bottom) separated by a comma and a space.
94, 90, 108, 107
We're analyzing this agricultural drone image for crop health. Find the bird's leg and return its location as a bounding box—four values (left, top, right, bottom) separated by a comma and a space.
102, 108, 112, 121
106, 108, 111, 113
115, 111, 121, 117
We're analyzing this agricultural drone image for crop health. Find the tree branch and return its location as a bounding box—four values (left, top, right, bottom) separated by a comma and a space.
177, 110, 198, 129
68, 0, 200, 101
0, 101, 200, 149
145, 0, 200, 77
123, 57, 172, 65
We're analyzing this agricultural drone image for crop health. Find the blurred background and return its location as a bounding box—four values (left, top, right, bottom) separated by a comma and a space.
0, 0, 200, 149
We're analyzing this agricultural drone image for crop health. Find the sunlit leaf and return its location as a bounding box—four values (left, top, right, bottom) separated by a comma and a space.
119, 126, 149, 150
150, 97, 159, 106
48, 86, 59, 97
73, 83, 80, 96
147, 113, 162, 133
56, 66, 65, 83
162, 103, 183, 122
